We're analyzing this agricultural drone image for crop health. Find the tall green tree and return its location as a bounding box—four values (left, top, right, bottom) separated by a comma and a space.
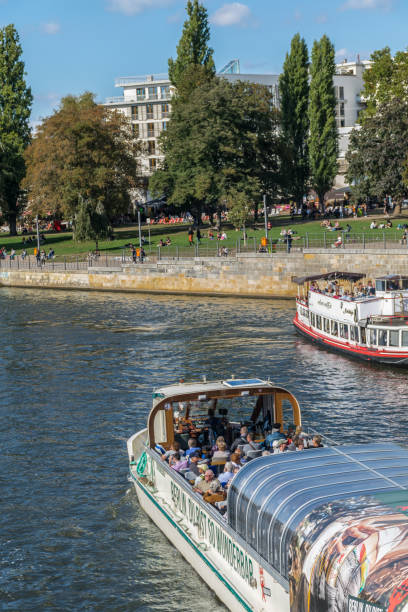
308, 35, 338, 210
361, 47, 408, 120
279, 33, 309, 207
0, 24, 32, 235
23, 92, 142, 221
74, 197, 112, 250
346, 98, 408, 206
168, 0, 215, 92
149, 77, 282, 224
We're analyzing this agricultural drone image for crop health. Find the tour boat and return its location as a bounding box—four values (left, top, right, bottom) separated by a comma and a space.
293, 271, 408, 366
127, 378, 408, 611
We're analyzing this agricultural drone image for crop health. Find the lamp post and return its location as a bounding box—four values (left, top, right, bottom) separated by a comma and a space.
35, 215, 40, 255
137, 206, 142, 248
263, 194, 268, 240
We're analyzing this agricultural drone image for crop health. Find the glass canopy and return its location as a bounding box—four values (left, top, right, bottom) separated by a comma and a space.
227, 443, 408, 579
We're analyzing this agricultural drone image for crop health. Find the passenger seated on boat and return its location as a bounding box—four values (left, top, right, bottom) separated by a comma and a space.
211, 435, 227, 454
310, 435, 324, 448
183, 452, 202, 482
193, 469, 221, 495
262, 450, 271, 456
169, 453, 189, 472
212, 441, 230, 461
262, 422, 282, 450
185, 438, 201, 457
295, 437, 305, 451
243, 432, 262, 456
203, 480, 226, 505
230, 426, 248, 452
342, 290, 352, 301
230, 452, 242, 468
366, 280, 375, 295
272, 439, 288, 453
162, 442, 185, 461
218, 462, 234, 486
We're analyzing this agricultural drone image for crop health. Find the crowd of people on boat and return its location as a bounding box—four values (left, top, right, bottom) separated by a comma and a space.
156, 414, 323, 514
310, 279, 376, 300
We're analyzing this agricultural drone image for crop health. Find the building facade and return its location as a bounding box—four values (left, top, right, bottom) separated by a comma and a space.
104, 73, 174, 202
104, 58, 370, 199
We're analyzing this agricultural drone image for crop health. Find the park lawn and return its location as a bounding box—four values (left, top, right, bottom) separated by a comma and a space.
0, 214, 404, 257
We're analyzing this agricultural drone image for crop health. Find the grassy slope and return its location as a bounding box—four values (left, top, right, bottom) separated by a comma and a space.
0, 213, 405, 257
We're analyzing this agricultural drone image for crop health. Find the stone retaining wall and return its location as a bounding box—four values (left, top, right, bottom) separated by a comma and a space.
1, 250, 407, 298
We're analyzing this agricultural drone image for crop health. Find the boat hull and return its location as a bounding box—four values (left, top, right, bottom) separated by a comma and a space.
293, 315, 408, 367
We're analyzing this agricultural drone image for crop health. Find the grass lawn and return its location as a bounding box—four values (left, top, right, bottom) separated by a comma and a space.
0, 212, 406, 258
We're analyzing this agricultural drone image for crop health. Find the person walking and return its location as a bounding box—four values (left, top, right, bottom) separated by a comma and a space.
188, 227, 194, 247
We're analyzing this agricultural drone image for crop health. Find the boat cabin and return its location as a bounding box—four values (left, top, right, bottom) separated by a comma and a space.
146, 378, 301, 451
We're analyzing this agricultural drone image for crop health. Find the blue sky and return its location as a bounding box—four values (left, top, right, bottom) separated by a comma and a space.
1, 0, 406, 126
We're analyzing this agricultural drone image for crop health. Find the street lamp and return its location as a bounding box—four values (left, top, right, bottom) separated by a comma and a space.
263, 194, 268, 240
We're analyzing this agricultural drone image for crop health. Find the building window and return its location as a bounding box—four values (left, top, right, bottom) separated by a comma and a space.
161, 85, 170, 98
340, 103, 345, 116
148, 86, 157, 100
146, 104, 154, 119
136, 88, 145, 100
147, 123, 155, 138
149, 158, 157, 171
161, 103, 169, 118
132, 124, 139, 137
339, 86, 344, 100
162, 121, 167, 130
131, 106, 138, 120
148, 140, 156, 155
340, 119, 345, 127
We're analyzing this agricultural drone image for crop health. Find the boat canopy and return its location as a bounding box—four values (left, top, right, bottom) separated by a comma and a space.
227, 443, 408, 580
292, 271, 365, 285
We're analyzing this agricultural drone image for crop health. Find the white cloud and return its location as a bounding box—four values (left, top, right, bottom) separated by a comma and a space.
210, 3, 251, 27
336, 48, 349, 60
107, 0, 172, 15
341, 0, 392, 10
41, 22, 60, 35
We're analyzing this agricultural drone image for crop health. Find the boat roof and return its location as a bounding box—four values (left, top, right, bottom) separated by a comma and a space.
228, 442, 408, 579
376, 274, 408, 281
153, 378, 275, 399
293, 271, 365, 285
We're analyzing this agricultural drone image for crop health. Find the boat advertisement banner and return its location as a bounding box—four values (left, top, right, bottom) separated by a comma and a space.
289, 492, 408, 611
309, 292, 359, 323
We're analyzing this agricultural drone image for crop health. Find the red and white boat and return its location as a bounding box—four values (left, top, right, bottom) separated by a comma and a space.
293, 271, 408, 366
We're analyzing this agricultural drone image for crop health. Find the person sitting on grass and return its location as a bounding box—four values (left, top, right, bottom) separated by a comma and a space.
165, 236, 171, 245
333, 235, 343, 248
370, 220, 378, 229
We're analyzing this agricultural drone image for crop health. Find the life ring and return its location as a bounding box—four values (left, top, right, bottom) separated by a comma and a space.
136, 451, 147, 475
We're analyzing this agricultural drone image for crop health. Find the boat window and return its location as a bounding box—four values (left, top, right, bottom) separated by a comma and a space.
324, 318, 330, 333
331, 321, 338, 336
376, 280, 386, 292
315, 315, 322, 330
361, 327, 366, 344
378, 329, 387, 347
339, 323, 349, 339
402, 330, 408, 346
386, 280, 400, 291
402, 279, 408, 290
349, 325, 359, 342
310, 312, 315, 326
389, 330, 400, 347
369, 328, 377, 345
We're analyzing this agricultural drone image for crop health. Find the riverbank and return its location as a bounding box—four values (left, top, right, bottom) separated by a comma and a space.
1, 249, 408, 298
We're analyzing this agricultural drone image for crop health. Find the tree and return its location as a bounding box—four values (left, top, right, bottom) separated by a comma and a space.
168, 0, 215, 91
23, 93, 142, 221
227, 189, 253, 246
149, 77, 282, 225
346, 98, 408, 205
74, 197, 112, 250
308, 35, 338, 210
0, 24, 32, 235
361, 47, 408, 121
279, 33, 309, 207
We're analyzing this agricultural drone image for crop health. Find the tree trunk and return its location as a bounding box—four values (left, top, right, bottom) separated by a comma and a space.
392, 201, 402, 217
253, 201, 258, 225
318, 191, 325, 215
8, 212, 17, 236
216, 205, 222, 231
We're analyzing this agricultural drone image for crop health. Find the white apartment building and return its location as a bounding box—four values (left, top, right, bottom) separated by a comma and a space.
104, 58, 370, 199
104, 73, 174, 202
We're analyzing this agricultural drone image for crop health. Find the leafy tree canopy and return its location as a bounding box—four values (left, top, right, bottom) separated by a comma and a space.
279, 33, 309, 205
361, 47, 408, 120
168, 0, 215, 91
149, 77, 282, 222
308, 35, 338, 208
346, 97, 408, 203
0, 24, 32, 235
74, 197, 112, 249
23, 92, 142, 221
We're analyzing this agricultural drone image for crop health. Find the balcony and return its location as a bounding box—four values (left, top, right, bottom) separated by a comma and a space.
146, 113, 154, 120
147, 130, 155, 138
115, 73, 169, 87
105, 96, 127, 105
148, 94, 158, 100
161, 112, 169, 118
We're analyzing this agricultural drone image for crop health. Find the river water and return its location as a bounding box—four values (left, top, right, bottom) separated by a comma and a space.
1, 288, 408, 611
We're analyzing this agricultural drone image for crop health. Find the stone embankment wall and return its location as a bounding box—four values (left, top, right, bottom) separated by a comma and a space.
1, 249, 408, 298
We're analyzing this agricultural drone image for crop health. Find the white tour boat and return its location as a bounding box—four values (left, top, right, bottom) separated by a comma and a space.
294, 271, 408, 366
127, 378, 408, 611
